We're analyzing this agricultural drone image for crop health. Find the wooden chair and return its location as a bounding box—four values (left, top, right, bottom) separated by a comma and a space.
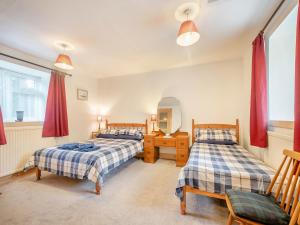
226, 149, 300, 225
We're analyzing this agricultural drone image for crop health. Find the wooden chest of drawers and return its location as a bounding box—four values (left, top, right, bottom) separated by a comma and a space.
143, 133, 189, 167
91, 131, 101, 139
175, 136, 189, 167
144, 134, 159, 163
154, 137, 176, 147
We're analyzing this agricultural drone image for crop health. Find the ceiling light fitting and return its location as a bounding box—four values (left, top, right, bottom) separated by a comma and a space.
54, 42, 74, 70
175, 2, 200, 47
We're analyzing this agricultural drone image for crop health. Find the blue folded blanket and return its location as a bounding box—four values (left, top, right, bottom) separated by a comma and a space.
58, 143, 79, 150
79, 143, 94, 150
58, 143, 100, 152
77, 146, 100, 152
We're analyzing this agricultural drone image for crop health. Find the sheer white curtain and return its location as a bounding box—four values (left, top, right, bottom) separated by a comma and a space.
0, 67, 49, 122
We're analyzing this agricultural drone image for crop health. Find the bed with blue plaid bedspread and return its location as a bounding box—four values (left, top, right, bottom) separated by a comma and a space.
25, 138, 143, 184
175, 143, 276, 200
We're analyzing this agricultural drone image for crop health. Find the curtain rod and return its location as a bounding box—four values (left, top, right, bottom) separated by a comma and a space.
0, 52, 72, 77
260, 0, 287, 34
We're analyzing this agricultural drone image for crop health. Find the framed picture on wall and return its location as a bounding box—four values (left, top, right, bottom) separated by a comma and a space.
77, 89, 88, 101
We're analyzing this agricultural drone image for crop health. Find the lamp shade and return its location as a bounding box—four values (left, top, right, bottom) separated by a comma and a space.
54, 54, 73, 70
177, 20, 200, 47
151, 114, 157, 122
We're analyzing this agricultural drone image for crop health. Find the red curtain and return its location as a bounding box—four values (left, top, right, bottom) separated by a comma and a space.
250, 34, 268, 148
42, 71, 69, 137
0, 107, 6, 145
294, 3, 300, 152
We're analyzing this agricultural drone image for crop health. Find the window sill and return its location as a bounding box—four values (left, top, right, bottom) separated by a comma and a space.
268, 121, 294, 142
4, 121, 43, 128
268, 131, 293, 142
269, 120, 294, 129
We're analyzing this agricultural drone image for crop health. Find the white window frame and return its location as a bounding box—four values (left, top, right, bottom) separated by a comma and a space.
0, 59, 50, 126
265, 0, 298, 130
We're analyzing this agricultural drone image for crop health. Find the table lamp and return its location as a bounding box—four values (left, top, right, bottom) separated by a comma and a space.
151, 114, 157, 132
97, 115, 103, 131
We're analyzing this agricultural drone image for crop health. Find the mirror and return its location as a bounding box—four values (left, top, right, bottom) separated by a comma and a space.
157, 97, 182, 135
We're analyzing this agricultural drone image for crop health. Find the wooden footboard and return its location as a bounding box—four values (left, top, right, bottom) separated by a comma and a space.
180, 185, 225, 215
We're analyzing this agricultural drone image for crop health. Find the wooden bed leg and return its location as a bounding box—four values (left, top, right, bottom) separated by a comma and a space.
180, 186, 186, 215
227, 213, 233, 225
36, 167, 41, 180
95, 181, 101, 195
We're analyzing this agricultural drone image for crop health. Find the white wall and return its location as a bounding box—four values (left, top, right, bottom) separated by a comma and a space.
97, 58, 244, 140
0, 44, 99, 176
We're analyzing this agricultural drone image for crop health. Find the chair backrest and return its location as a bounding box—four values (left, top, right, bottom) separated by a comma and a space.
266, 149, 300, 224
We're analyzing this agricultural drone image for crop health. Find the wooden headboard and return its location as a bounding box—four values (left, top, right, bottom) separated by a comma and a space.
105, 120, 148, 134
192, 119, 240, 144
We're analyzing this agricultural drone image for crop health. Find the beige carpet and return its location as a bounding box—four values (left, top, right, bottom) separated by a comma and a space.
0, 159, 228, 225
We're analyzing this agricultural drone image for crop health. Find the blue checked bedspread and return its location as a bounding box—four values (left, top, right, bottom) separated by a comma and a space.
25, 138, 143, 184
175, 143, 276, 200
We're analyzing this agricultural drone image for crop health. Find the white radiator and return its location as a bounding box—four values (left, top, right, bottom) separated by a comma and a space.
0, 125, 57, 177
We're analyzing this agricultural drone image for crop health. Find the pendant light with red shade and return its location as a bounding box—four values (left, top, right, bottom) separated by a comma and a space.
54, 42, 74, 70
175, 2, 200, 47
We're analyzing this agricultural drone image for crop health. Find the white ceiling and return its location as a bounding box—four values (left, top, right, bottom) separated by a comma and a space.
0, 0, 280, 78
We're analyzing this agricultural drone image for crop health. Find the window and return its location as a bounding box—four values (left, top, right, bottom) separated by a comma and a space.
0, 60, 50, 122
268, 5, 298, 124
